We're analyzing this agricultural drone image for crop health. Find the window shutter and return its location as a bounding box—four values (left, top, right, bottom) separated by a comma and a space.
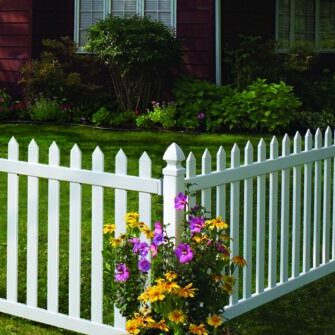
144, 0, 172, 27
79, 0, 105, 46
111, 0, 137, 17
319, 0, 335, 49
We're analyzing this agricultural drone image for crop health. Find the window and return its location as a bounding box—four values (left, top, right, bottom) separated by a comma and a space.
276, 0, 335, 51
74, 0, 177, 47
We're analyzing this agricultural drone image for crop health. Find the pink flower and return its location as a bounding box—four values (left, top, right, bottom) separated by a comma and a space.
174, 193, 187, 211
114, 263, 130, 282
175, 243, 194, 264
150, 244, 158, 257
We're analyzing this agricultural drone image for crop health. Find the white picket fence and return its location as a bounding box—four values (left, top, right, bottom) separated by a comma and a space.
0, 128, 334, 334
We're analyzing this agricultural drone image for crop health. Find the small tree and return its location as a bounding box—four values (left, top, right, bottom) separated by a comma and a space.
86, 15, 180, 113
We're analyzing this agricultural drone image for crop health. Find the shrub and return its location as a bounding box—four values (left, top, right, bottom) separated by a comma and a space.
172, 77, 301, 133
28, 97, 72, 122
173, 77, 236, 131
136, 101, 176, 129
86, 15, 180, 113
20, 37, 114, 120
294, 110, 335, 131
221, 79, 302, 132
92, 107, 135, 128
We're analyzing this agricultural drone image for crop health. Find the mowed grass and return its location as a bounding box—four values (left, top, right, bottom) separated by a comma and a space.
0, 124, 332, 335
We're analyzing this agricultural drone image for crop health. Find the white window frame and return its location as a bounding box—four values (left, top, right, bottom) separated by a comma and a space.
74, 0, 177, 47
276, 0, 335, 52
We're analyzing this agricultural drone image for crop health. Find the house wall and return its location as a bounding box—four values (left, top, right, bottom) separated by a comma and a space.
177, 0, 215, 81
0, 0, 32, 93
32, 0, 74, 57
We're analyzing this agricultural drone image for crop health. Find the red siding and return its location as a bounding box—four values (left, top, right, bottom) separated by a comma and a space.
177, 0, 215, 81
0, 0, 32, 90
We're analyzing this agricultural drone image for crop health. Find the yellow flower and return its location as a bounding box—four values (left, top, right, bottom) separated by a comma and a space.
206, 217, 229, 230
125, 212, 140, 228
212, 274, 225, 283
161, 281, 180, 293
207, 314, 223, 328
138, 291, 149, 301
189, 323, 208, 335
176, 283, 197, 298
192, 234, 208, 243
109, 237, 122, 247
232, 255, 247, 267
164, 271, 177, 281
103, 224, 115, 234
151, 319, 169, 332
126, 319, 141, 335
146, 286, 166, 302
221, 275, 235, 295
140, 223, 154, 238
168, 309, 186, 324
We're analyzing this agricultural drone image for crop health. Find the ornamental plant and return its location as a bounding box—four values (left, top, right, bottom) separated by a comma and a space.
103, 192, 246, 335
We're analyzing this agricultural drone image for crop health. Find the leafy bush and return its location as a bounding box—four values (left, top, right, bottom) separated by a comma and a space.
173, 77, 236, 131
20, 37, 114, 120
28, 97, 72, 122
172, 77, 301, 133
92, 107, 135, 128
294, 110, 335, 131
136, 101, 176, 129
86, 15, 180, 113
222, 79, 302, 132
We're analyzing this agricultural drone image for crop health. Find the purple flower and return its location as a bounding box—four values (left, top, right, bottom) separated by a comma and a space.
138, 258, 151, 272
197, 112, 205, 120
153, 232, 165, 246
150, 244, 158, 257
129, 237, 140, 245
174, 193, 187, 211
132, 241, 149, 257
154, 222, 163, 235
189, 216, 205, 234
175, 243, 194, 264
114, 263, 130, 282
217, 243, 229, 256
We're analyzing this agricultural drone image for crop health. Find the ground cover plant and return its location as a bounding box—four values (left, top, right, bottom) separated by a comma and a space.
0, 124, 332, 334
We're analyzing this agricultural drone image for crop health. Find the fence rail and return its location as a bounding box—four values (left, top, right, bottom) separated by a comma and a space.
0, 128, 334, 334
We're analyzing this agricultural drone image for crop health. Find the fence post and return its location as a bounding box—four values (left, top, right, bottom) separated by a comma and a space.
163, 143, 186, 242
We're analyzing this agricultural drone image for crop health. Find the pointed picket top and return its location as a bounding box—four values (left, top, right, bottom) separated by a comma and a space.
202, 148, 211, 174
324, 126, 332, 146
282, 134, 290, 156
257, 138, 266, 162
293, 131, 302, 154
8, 136, 19, 160
49, 141, 60, 165
244, 141, 253, 165
163, 143, 185, 163
186, 152, 196, 178
70, 144, 82, 169
92, 146, 104, 171
115, 149, 127, 174
231, 143, 240, 168
217, 146, 226, 171
305, 129, 313, 151
270, 136, 279, 159
315, 128, 322, 149
28, 139, 39, 163
139, 151, 152, 177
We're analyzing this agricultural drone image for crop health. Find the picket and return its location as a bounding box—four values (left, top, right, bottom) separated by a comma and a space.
47, 142, 60, 313
0, 130, 334, 335
243, 141, 253, 299
292, 132, 302, 278
216, 146, 226, 219
69, 144, 82, 318
322, 127, 332, 264
280, 134, 290, 283
91, 147, 104, 324
7, 137, 19, 302
314, 129, 322, 268
268, 136, 279, 288
26, 139, 39, 307
303, 130, 313, 273
229, 144, 240, 306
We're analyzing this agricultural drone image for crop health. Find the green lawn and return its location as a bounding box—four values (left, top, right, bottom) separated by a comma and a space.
0, 124, 333, 335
